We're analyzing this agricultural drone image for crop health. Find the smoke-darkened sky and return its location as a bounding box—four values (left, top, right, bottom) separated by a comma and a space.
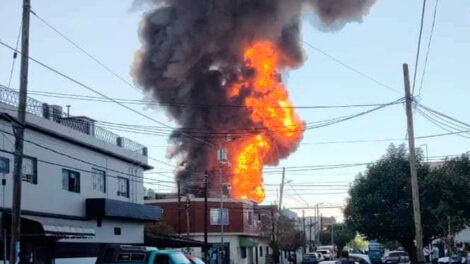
131, 0, 376, 196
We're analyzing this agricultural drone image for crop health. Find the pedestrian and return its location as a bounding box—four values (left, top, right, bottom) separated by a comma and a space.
431, 245, 439, 264
423, 247, 431, 263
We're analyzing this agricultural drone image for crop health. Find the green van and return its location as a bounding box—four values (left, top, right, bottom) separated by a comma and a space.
96, 245, 192, 264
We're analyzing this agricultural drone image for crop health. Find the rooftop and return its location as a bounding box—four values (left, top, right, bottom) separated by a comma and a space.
0, 84, 147, 156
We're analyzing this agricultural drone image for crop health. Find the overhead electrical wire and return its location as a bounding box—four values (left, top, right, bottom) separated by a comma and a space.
0, 127, 173, 187
25, 89, 401, 110
29, 9, 142, 93
301, 40, 402, 95
418, 0, 439, 97
7, 23, 22, 88
0, 39, 215, 148
412, 0, 428, 95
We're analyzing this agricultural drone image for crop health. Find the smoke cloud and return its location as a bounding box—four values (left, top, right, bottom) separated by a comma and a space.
132, 0, 376, 197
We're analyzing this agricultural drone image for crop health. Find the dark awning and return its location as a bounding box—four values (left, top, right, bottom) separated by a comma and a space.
86, 198, 162, 222
144, 232, 207, 248
2, 214, 96, 239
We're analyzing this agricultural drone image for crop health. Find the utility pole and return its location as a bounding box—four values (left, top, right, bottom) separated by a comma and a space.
177, 180, 181, 236
185, 194, 191, 238
331, 224, 335, 257
309, 218, 312, 252
278, 167, 286, 212
203, 172, 208, 262
218, 165, 225, 264
271, 207, 278, 264
10, 0, 31, 262
403, 63, 424, 264
303, 210, 306, 256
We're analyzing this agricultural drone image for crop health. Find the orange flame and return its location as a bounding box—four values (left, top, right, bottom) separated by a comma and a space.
228, 41, 304, 203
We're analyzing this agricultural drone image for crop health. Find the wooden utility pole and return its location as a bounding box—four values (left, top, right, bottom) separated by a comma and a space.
185, 194, 191, 238
278, 168, 285, 212
309, 218, 312, 252
203, 172, 208, 262
403, 63, 424, 263
10, 0, 31, 262
302, 210, 306, 255
177, 180, 181, 236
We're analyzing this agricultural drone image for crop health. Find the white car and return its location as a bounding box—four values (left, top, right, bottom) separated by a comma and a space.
317, 250, 332, 260
319, 261, 339, 264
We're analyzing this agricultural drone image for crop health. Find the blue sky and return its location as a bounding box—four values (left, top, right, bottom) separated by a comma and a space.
1, 0, 469, 220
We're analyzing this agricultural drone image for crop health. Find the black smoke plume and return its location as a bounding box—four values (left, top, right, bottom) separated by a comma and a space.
132, 0, 376, 196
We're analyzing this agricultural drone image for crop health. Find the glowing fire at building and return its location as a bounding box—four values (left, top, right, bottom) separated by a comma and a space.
227, 41, 304, 203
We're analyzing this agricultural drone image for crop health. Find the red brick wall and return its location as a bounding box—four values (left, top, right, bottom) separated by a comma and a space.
147, 200, 251, 234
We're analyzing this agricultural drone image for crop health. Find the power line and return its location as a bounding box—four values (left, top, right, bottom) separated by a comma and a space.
24, 89, 401, 110
418, 103, 470, 128
0, 126, 173, 186
0, 39, 215, 148
416, 108, 470, 140
418, 0, 439, 96
29, 9, 142, 94
301, 40, 402, 95
7, 23, 22, 88
412, 0, 428, 95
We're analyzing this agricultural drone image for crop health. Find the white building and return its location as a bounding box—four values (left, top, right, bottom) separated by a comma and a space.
0, 85, 161, 263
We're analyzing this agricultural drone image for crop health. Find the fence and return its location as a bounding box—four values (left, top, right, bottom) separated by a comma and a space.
0, 84, 147, 155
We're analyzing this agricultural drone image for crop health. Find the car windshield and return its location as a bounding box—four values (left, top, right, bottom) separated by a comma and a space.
189, 257, 205, 264
170, 253, 192, 264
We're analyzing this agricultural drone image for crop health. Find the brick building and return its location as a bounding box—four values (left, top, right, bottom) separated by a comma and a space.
146, 197, 272, 264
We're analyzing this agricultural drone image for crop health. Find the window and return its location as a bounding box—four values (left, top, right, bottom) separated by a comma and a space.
117, 177, 129, 198
260, 246, 263, 257
153, 254, 170, 264
210, 208, 229, 225
117, 254, 131, 261
114, 227, 121, 235
247, 211, 253, 225
92, 168, 106, 193
131, 254, 146, 261
21, 156, 37, 184
62, 169, 80, 193
241, 247, 247, 259
0, 157, 10, 173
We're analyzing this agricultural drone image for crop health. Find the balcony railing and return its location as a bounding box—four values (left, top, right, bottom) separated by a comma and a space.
0, 85, 147, 155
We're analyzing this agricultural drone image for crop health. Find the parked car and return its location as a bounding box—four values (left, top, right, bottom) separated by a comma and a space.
438, 256, 466, 264
350, 253, 372, 264
318, 250, 333, 260
318, 261, 340, 264
381, 251, 410, 264
302, 253, 320, 264
96, 245, 192, 264
315, 253, 325, 261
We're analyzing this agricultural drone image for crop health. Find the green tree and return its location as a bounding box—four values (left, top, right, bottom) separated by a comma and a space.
319, 223, 356, 255
422, 155, 470, 253
348, 236, 368, 251
345, 145, 470, 262
344, 144, 430, 263
261, 213, 305, 263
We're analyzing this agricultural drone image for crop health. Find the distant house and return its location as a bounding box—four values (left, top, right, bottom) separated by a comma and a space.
0, 85, 161, 264
455, 227, 470, 244
146, 196, 271, 264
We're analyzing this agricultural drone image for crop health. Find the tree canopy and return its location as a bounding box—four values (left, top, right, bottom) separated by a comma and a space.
345, 144, 470, 261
